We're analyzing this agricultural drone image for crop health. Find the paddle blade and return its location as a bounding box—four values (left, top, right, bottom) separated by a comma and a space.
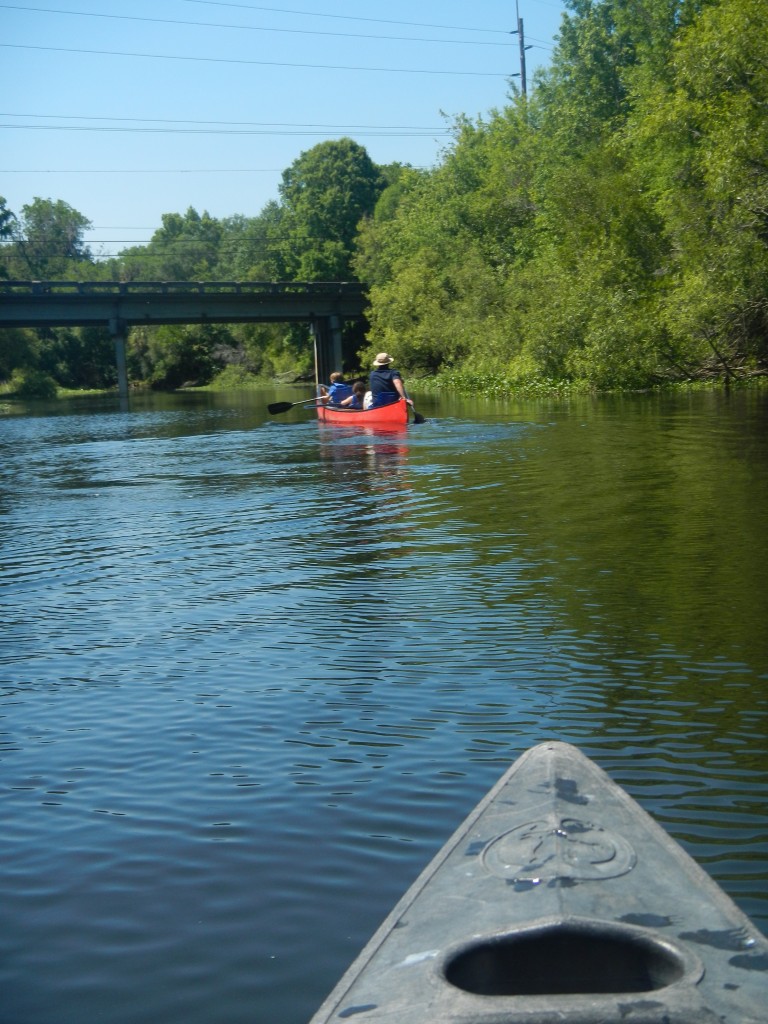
412, 410, 426, 424
268, 401, 294, 414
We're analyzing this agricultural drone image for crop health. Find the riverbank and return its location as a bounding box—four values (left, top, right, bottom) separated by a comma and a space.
419, 366, 768, 399
3, 366, 766, 406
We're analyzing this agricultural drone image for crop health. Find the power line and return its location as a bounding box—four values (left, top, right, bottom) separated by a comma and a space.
1, 124, 447, 137
0, 3, 517, 46
1, 169, 280, 174
0, 240, 365, 261
524, 37, 555, 51
0, 42, 511, 77
3, 232, 391, 248
8, 239, 256, 244
1, 112, 447, 131
183, 0, 511, 35
7, 230, 401, 244
1, 167, 430, 174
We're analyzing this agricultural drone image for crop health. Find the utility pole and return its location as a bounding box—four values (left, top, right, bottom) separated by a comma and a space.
511, 1, 532, 97
517, 14, 527, 97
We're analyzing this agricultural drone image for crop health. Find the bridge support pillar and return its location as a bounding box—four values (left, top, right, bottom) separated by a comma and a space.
329, 315, 343, 373
110, 315, 129, 403
311, 316, 343, 388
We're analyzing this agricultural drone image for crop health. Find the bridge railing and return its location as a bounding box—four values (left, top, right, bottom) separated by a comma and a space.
0, 280, 364, 297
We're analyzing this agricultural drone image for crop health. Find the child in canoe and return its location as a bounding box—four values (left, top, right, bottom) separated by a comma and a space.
320, 372, 354, 405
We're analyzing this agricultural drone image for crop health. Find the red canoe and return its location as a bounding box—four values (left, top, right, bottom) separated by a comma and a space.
316, 397, 410, 427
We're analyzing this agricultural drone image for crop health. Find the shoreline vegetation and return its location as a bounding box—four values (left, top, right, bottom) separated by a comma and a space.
2, 0, 767, 398
2, 370, 766, 409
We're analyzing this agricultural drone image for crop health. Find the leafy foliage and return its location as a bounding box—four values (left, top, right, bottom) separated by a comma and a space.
355, 0, 768, 388
8, 367, 59, 399
277, 138, 384, 280
0, 196, 16, 278
117, 208, 223, 281
0, 327, 40, 380
128, 323, 227, 390
7, 198, 93, 278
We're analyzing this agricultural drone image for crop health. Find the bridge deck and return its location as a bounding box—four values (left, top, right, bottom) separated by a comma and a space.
0, 280, 367, 329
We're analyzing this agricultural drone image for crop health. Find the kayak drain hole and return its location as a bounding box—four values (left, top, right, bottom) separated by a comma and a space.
444, 922, 687, 996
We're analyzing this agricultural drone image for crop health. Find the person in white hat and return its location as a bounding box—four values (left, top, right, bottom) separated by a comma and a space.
368, 353, 414, 410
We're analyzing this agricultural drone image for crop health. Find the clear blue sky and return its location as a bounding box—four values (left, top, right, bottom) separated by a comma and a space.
1, 1, 566, 258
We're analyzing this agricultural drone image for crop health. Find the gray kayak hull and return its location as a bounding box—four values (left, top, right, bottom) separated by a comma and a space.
309, 741, 768, 1024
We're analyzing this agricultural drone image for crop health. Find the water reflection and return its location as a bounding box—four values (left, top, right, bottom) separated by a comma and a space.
314, 426, 418, 569
318, 425, 410, 479
0, 388, 766, 1024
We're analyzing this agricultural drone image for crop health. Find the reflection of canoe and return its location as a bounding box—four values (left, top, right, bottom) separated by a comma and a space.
317, 397, 409, 427
309, 741, 768, 1024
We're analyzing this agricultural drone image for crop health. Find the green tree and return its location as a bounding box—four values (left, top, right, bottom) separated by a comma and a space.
0, 199, 106, 387
128, 323, 227, 389
356, 0, 768, 388
623, 0, 768, 373
355, 107, 541, 375
278, 138, 384, 280
117, 207, 222, 281
0, 197, 14, 239
534, 0, 636, 155
214, 203, 285, 281
0, 196, 17, 279
12, 198, 93, 278
0, 328, 40, 381
36, 326, 117, 389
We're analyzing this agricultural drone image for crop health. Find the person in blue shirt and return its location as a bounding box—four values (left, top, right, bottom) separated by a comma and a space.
368, 353, 414, 409
321, 371, 354, 405
338, 381, 367, 410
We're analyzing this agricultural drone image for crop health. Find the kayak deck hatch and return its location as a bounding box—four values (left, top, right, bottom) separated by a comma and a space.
308, 741, 768, 1024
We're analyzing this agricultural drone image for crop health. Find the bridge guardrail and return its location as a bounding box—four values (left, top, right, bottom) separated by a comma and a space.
0, 280, 365, 297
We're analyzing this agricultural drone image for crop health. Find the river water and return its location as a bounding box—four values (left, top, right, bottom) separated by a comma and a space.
1, 386, 767, 1024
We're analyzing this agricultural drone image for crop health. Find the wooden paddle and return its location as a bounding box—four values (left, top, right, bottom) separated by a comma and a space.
268, 398, 324, 415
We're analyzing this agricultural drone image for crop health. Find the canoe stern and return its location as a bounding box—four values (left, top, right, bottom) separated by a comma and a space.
316, 398, 410, 427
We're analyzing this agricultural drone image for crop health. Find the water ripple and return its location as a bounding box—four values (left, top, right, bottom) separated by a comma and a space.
1, 391, 766, 1024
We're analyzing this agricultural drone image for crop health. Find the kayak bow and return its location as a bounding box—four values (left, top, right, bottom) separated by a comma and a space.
309, 741, 768, 1024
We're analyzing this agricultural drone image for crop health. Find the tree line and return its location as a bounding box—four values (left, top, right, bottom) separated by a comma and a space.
2, 0, 766, 396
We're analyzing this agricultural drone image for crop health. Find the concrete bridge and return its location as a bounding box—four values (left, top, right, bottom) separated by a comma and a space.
0, 280, 368, 399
